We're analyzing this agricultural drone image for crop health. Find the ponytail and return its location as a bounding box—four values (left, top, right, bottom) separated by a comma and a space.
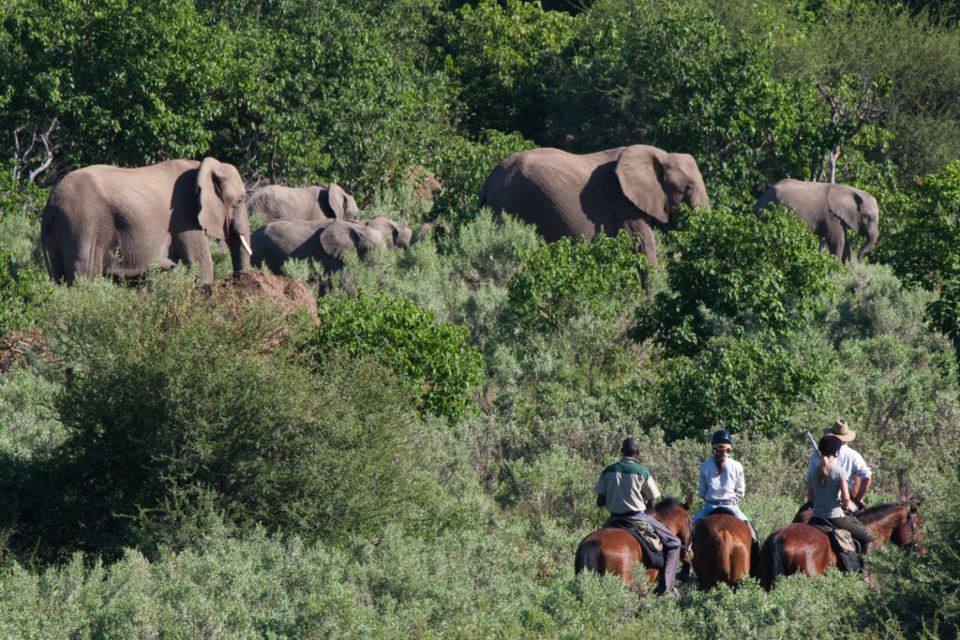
818, 456, 830, 487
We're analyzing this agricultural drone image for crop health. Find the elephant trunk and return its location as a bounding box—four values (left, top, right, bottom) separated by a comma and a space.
227, 214, 252, 273
688, 183, 711, 211
858, 223, 878, 260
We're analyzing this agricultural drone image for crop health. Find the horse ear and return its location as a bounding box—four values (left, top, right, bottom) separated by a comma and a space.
683, 496, 693, 511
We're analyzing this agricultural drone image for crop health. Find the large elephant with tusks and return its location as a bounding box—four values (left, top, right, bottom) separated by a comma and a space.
479, 145, 711, 265
40, 158, 252, 284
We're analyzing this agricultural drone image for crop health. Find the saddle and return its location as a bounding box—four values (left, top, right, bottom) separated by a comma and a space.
605, 516, 665, 569
808, 517, 862, 573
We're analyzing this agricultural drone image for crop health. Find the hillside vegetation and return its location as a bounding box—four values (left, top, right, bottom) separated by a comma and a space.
1, 0, 960, 637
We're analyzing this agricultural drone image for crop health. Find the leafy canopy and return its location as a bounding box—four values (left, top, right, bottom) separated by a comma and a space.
633, 206, 838, 355
307, 292, 484, 421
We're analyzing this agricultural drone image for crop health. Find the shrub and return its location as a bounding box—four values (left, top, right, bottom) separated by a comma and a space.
507, 232, 648, 335
633, 206, 838, 356
16, 273, 437, 559
0, 250, 52, 337
443, 0, 574, 139
548, 0, 829, 203
655, 332, 835, 441
307, 292, 484, 421
428, 129, 535, 228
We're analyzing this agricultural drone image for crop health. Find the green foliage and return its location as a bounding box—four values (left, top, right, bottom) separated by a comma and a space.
549, 1, 829, 203
507, 232, 648, 335
656, 332, 834, 440
0, 0, 231, 171
0, 250, 51, 336
307, 292, 484, 421
878, 160, 960, 358
633, 206, 838, 355
16, 274, 436, 559
879, 160, 960, 288
444, 0, 574, 138
429, 129, 535, 227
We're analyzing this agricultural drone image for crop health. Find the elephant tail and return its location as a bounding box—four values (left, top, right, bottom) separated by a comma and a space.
39, 203, 64, 282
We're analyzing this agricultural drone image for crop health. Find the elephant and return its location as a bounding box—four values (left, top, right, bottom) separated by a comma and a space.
246, 183, 360, 223
40, 158, 252, 284
365, 216, 413, 249
753, 179, 879, 262
251, 219, 386, 275
478, 145, 711, 265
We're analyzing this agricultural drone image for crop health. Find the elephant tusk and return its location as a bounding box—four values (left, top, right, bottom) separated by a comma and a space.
240, 235, 253, 256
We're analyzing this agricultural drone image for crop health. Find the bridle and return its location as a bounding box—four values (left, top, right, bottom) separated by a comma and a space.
680, 510, 695, 559
905, 507, 923, 552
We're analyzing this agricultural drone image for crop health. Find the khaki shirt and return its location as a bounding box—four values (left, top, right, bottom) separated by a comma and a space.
595, 457, 661, 514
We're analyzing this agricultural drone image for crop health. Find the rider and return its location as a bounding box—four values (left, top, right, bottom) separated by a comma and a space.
805, 419, 872, 512
693, 430, 747, 523
693, 429, 760, 558
807, 434, 874, 558
595, 437, 681, 596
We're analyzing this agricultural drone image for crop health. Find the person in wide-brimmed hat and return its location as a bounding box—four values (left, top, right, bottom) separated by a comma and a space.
800, 420, 873, 516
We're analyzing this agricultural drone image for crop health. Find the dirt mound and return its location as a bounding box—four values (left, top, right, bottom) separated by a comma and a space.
202, 271, 318, 324
0, 329, 48, 375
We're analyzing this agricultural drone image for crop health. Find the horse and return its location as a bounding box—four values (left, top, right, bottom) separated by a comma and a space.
691, 512, 759, 590
574, 497, 694, 594
761, 499, 925, 590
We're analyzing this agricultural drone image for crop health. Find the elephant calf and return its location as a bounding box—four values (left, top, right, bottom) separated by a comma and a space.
479, 144, 711, 265
753, 179, 879, 262
252, 219, 386, 275
246, 183, 360, 223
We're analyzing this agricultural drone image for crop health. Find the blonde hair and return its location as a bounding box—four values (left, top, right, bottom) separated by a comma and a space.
818, 455, 831, 486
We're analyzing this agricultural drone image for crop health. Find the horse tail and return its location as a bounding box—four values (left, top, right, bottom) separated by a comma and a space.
763, 533, 786, 591
575, 539, 604, 575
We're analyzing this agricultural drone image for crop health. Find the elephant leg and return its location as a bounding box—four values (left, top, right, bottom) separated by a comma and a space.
173, 230, 215, 283
824, 227, 846, 261
622, 219, 657, 266
841, 241, 851, 263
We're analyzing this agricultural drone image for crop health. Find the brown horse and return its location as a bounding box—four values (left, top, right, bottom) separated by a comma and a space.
691, 513, 759, 590
574, 497, 694, 593
761, 500, 925, 590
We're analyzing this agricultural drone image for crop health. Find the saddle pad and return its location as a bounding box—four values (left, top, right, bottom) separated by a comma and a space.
606, 517, 665, 569
807, 519, 862, 572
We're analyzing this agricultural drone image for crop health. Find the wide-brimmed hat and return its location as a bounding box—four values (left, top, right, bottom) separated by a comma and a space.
823, 419, 856, 442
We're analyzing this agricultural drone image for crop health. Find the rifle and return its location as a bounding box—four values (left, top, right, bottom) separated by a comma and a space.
806, 431, 820, 459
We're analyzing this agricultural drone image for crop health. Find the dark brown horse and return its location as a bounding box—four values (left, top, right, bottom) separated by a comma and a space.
692, 513, 759, 590
574, 497, 694, 594
761, 500, 925, 590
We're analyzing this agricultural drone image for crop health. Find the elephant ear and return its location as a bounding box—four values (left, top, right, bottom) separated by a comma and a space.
322, 183, 352, 219
614, 146, 668, 224
827, 184, 862, 229
319, 221, 356, 259
196, 157, 228, 240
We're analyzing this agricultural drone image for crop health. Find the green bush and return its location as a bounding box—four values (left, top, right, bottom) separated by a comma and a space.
633, 206, 838, 355
16, 274, 437, 559
443, 0, 574, 138
549, 0, 829, 203
507, 232, 648, 335
307, 291, 484, 421
0, 250, 51, 337
656, 332, 835, 441
429, 129, 535, 228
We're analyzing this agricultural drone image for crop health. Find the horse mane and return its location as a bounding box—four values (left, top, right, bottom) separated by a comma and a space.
858, 503, 908, 525
655, 497, 682, 512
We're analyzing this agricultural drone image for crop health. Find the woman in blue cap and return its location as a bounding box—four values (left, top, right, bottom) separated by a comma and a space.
693, 430, 751, 525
